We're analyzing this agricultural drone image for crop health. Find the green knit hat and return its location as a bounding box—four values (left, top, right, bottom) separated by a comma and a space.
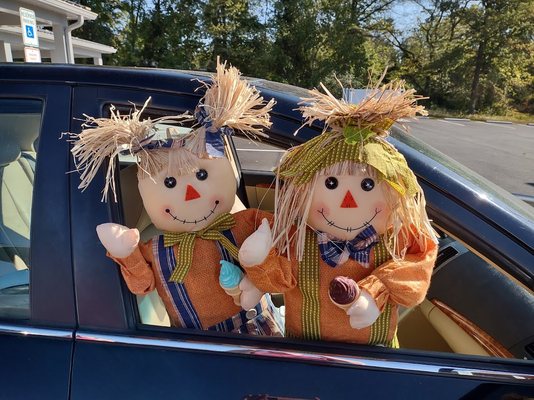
277, 80, 427, 197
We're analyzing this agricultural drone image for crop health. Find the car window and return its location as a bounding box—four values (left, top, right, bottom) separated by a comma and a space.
233, 136, 286, 172
0, 98, 42, 320
108, 103, 533, 362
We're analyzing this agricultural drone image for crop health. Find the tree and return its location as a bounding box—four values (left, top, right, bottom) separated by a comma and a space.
138, 0, 204, 69
113, 0, 147, 66
201, 0, 270, 75
383, 0, 534, 114
461, 0, 534, 112
162, 0, 205, 69
75, 0, 122, 64
269, 0, 396, 90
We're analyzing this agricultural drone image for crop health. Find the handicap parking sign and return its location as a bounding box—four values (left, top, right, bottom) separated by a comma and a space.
26, 25, 34, 38
19, 7, 39, 47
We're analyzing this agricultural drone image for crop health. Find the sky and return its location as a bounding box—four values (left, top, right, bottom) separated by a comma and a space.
390, 1, 425, 31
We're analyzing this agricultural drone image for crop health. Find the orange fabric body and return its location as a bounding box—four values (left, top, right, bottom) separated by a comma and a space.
111, 208, 273, 329
246, 228, 437, 343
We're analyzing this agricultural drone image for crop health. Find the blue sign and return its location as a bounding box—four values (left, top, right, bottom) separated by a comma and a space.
25, 25, 34, 38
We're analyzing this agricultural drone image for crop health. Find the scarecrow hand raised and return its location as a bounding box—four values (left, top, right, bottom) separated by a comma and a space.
239, 218, 273, 267
239, 276, 264, 311
96, 223, 140, 259
347, 291, 380, 329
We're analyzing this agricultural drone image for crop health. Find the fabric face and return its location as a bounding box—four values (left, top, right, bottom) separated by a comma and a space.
307, 169, 392, 241
138, 151, 237, 233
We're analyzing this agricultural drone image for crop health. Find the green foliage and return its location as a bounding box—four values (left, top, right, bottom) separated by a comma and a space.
76, 0, 122, 64
200, 0, 270, 74
73, 0, 533, 116
387, 0, 534, 115
267, 0, 394, 89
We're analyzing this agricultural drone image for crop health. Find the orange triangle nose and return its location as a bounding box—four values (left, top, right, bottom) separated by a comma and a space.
185, 184, 201, 201
340, 190, 358, 208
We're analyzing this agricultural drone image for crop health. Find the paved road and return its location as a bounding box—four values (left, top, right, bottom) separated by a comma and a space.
404, 118, 534, 197
235, 118, 534, 198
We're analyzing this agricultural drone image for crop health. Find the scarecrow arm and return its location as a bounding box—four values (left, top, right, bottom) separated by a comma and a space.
347, 291, 381, 329
241, 248, 298, 293
239, 218, 297, 293
108, 242, 156, 295
239, 218, 273, 267
234, 211, 277, 309
239, 276, 264, 310
358, 238, 437, 312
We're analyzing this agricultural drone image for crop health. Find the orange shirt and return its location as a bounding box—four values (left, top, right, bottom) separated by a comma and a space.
246, 228, 437, 344
111, 208, 272, 329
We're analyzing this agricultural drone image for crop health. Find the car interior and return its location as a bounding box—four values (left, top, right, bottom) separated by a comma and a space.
112, 107, 534, 361
0, 99, 41, 320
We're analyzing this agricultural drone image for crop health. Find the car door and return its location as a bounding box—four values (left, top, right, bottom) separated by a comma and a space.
0, 82, 75, 399
68, 82, 534, 399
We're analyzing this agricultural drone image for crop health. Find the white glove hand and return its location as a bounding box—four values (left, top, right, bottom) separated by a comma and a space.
239, 276, 264, 311
347, 291, 380, 329
239, 218, 273, 267
96, 223, 139, 259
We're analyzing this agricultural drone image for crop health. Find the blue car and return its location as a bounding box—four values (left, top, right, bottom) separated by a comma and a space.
0, 64, 533, 399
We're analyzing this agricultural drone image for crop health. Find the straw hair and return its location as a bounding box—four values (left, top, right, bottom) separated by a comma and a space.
273, 75, 435, 261
68, 58, 275, 202
299, 74, 427, 136
186, 57, 276, 157
68, 98, 190, 202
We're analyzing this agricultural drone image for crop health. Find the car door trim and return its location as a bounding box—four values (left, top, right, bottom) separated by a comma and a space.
0, 323, 74, 339
76, 331, 533, 381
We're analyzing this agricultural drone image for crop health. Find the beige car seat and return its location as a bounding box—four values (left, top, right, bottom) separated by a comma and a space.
0, 112, 39, 277
120, 164, 246, 327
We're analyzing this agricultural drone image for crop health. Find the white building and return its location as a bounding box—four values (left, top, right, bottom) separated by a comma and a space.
0, 0, 116, 64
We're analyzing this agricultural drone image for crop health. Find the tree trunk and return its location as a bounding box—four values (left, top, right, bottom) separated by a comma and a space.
469, 39, 485, 113
469, 7, 489, 114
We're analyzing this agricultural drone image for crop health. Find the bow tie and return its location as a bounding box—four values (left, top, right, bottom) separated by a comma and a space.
163, 212, 239, 282
317, 225, 379, 268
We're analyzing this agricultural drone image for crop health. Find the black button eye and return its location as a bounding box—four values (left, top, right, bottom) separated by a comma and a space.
164, 177, 176, 188
361, 178, 375, 191
325, 177, 338, 190
196, 169, 208, 181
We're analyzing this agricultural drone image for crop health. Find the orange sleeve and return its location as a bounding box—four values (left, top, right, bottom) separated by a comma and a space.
108, 240, 156, 295
245, 249, 298, 293
232, 208, 274, 246
358, 236, 438, 312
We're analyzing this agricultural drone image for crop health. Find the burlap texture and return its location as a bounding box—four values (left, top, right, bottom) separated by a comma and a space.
112, 208, 273, 329
246, 228, 437, 344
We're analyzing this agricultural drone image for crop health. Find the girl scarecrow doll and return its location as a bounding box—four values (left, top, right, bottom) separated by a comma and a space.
239, 79, 438, 346
69, 60, 282, 336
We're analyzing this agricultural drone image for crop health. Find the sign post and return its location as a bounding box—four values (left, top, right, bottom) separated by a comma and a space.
19, 7, 41, 63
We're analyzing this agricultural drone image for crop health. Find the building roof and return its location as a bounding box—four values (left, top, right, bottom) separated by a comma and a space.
18, 0, 97, 20
0, 25, 116, 57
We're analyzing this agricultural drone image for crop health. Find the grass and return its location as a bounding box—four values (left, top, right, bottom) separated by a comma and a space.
427, 108, 534, 124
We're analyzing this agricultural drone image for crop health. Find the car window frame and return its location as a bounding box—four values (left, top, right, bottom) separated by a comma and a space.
0, 84, 75, 328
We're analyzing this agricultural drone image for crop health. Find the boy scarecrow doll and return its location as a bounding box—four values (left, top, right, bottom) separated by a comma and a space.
69, 60, 282, 336
239, 79, 438, 345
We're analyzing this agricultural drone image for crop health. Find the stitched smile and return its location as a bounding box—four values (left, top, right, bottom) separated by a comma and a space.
165, 201, 219, 224
317, 208, 381, 232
